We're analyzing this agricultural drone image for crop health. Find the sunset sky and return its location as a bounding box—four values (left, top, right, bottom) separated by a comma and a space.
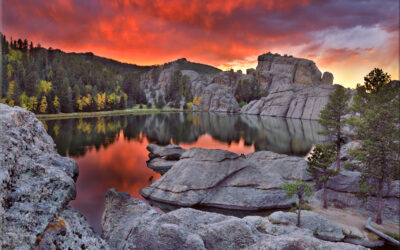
2, 0, 399, 88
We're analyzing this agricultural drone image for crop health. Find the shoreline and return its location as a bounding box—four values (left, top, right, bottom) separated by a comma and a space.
36, 108, 199, 120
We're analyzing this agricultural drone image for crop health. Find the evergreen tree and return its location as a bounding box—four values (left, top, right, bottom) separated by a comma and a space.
318, 85, 351, 171
363, 68, 391, 93
307, 144, 338, 208
282, 180, 313, 227
349, 69, 399, 224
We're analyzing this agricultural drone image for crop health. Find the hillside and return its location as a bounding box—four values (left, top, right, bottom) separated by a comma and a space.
0, 33, 221, 113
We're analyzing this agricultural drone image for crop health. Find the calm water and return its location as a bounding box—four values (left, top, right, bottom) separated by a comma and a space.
41, 112, 327, 232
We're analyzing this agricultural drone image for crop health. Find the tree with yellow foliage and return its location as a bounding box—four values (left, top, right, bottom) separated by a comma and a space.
193, 96, 202, 106
39, 96, 48, 113
53, 96, 60, 113
96, 92, 106, 110
26, 96, 38, 111
39, 80, 52, 94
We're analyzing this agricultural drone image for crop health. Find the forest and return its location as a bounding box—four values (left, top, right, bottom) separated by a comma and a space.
1, 33, 268, 114
0, 33, 151, 114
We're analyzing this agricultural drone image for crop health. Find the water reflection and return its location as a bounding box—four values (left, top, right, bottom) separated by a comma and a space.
43, 113, 327, 157
41, 112, 327, 232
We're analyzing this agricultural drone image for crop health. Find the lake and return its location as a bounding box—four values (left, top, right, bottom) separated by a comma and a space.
40, 112, 328, 232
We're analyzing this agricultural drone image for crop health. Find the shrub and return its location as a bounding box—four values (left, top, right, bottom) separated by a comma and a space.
239, 101, 247, 108
187, 102, 193, 109
139, 104, 143, 109
146, 103, 152, 108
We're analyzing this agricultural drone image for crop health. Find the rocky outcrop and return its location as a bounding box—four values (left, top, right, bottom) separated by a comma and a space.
141, 148, 312, 210
102, 189, 366, 250
241, 53, 337, 119
0, 104, 107, 249
139, 53, 338, 117
198, 83, 240, 112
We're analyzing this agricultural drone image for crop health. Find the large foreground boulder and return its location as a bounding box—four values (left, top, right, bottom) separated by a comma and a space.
0, 104, 107, 249
102, 189, 366, 250
141, 148, 311, 210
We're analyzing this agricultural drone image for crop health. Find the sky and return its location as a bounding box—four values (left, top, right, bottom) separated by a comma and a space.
2, 0, 399, 88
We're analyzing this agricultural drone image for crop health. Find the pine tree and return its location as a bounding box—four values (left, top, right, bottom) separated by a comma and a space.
282, 180, 313, 227
363, 68, 391, 93
318, 85, 351, 171
349, 69, 399, 224
307, 144, 338, 208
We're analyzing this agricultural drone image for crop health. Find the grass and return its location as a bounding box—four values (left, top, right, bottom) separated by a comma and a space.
36, 106, 189, 120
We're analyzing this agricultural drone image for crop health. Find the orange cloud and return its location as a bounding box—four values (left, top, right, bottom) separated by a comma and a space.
3, 0, 399, 87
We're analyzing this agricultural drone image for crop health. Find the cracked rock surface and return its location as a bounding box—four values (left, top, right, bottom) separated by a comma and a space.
0, 104, 107, 249
103, 189, 367, 250
141, 148, 311, 210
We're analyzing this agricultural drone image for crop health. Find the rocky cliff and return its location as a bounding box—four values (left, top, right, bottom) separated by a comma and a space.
241, 53, 336, 119
0, 104, 108, 249
139, 53, 337, 119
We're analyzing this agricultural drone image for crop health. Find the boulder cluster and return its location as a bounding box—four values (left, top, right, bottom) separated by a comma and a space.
143, 144, 399, 224
103, 189, 366, 250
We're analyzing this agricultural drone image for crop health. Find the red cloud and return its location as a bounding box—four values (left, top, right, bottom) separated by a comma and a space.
3, 0, 399, 87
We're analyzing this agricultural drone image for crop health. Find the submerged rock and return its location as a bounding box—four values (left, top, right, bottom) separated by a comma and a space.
147, 144, 186, 160
0, 104, 107, 249
146, 144, 186, 173
141, 148, 311, 210
102, 189, 366, 250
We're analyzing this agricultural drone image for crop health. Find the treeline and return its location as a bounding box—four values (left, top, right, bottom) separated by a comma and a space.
0, 33, 149, 114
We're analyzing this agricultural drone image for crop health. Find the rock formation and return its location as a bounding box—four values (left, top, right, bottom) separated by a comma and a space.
138, 53, 337, 118
103, 189, 367, 250
142, 145, 400, 225
241, 53, 337, 119
0, 104, 108, 249
141, 148, 312, 210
